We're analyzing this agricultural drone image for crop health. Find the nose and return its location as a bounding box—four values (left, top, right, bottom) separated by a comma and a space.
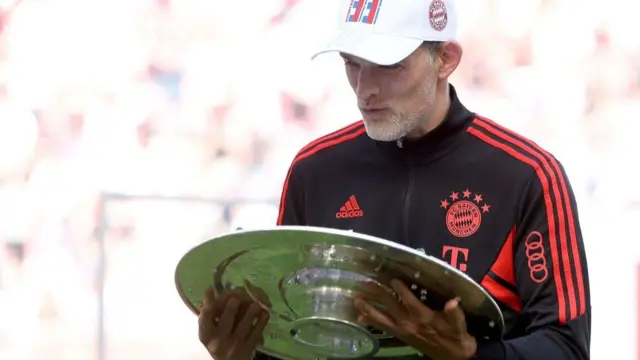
355, 67, 380, 100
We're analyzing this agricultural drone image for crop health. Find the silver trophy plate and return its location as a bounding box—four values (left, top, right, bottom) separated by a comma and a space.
175, 226, 504, 360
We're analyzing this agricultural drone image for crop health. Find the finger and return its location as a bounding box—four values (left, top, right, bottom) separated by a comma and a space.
359, 295, 406, 321
443, 297, 466, 330
216, 297, 240, 338
245, 311, 271, 349
201, 288, 234, 318
200, 287, 215, 315
364, 285, 408, 319
233, 303, 267, 340
362, 283, 407, 316
354, 297, 397, 329
226, 303, 267, 357
200, 291, 231, 323
231, 287, 253, 302
357, 313, 398, 335
390, 279, 434, 321
199, 289, 229, 342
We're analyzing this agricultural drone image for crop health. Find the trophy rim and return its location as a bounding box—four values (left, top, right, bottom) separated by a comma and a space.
175, 225, 505, 358
175, 225, 503, 316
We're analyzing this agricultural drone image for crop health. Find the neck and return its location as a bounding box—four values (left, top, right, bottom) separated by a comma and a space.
405, 82, 451, 139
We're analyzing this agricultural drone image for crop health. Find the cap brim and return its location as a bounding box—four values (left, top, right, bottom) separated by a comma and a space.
311, 30, 423, 66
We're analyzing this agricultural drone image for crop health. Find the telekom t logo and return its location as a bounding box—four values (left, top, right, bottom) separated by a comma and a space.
442, 245, 469, 272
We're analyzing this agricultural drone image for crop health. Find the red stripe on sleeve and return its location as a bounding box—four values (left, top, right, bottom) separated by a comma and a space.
298, 121, 363, 155
476, 116, 586, 316
277, 127, 367, 225
467, 126, 568, 324
276, 165, 296, 226
473, 117, 586, 322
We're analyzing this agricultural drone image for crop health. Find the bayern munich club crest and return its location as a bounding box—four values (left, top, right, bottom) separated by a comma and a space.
440, 189, 490, 238
428, 0, 448, 32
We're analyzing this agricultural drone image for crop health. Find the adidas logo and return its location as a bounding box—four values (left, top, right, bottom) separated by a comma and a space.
336, 195, 364, 219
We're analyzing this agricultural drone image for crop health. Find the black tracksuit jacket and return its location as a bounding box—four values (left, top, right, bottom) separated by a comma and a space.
260, 85, 591, 360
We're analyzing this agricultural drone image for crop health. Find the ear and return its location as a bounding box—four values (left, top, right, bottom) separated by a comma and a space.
437, 41, 463, 80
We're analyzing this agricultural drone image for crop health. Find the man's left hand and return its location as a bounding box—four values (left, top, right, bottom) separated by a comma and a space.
355, 279, 477, 360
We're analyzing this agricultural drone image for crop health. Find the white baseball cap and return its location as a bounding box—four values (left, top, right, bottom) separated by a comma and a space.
312, 0, 458, 66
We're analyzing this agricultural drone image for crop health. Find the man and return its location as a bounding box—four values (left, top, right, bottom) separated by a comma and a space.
198, 0, 591, 359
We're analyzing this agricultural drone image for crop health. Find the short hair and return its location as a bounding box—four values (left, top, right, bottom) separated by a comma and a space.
421, 41, 444, 64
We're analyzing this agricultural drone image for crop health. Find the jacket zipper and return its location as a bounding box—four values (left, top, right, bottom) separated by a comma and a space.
400, 139, 414, 247
403, 163, 414, 246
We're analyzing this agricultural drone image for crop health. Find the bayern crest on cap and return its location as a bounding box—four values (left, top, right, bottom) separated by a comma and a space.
312, 0, 458, 65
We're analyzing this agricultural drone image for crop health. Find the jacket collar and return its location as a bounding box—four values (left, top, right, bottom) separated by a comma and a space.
374, 84, 474, 161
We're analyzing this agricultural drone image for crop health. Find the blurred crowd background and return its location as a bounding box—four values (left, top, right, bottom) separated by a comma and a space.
0, 0, 638, 359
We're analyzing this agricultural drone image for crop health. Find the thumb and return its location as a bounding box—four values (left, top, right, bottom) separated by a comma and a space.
443, 297, 466, 330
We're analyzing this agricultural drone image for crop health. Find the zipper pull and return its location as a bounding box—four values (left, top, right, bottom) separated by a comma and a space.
396, 139, 403, 148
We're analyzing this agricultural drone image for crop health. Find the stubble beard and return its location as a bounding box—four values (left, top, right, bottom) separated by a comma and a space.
362, 112, 423, 142
362, 71, 437, 142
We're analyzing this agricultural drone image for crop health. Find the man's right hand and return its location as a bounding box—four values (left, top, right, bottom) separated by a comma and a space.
198, 286, 270, 360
